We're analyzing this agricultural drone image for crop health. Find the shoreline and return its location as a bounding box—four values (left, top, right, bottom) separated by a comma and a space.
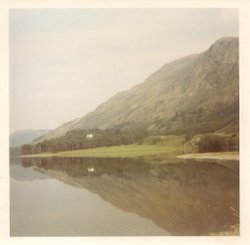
19, 150, 239, 161
19, 144, 181, 159
177, 151, 239, 161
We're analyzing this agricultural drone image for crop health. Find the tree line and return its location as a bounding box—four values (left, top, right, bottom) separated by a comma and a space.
21, 126, 149, 155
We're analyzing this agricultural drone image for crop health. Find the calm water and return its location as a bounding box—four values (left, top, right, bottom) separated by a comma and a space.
10, 156, 239, 236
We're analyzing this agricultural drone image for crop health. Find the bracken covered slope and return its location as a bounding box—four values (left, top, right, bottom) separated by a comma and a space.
37, 37, 239, 142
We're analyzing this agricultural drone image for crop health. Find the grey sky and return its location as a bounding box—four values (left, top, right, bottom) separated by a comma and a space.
10, 8, 238, 133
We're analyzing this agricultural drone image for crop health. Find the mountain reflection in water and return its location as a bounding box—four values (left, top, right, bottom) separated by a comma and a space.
20, 157, 239, 235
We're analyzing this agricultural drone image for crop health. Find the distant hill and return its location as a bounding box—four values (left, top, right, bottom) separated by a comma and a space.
10, 129, 51, 147
36, 37, 239, 142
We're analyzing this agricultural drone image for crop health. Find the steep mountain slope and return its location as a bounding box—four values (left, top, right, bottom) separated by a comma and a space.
10, 129, 51, 147
38, 37, 239, 142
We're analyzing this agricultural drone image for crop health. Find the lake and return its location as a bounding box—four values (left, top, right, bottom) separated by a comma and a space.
10, 156, 239, 236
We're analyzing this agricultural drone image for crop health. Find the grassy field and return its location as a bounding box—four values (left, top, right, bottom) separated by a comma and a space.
61, 144, 182, 157
22, 135, 185, 158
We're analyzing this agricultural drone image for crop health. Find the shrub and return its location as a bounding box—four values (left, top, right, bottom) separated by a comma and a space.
197, 134, 239, 153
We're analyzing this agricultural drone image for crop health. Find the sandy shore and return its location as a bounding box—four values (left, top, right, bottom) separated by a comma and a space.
177, 151, 239, 160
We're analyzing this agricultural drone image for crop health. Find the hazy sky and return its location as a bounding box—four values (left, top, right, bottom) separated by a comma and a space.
10, 8, 238, 133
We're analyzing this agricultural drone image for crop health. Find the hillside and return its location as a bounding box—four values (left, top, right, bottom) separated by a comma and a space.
36, 37, 239, 142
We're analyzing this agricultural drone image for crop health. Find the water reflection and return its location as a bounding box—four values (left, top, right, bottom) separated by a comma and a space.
19, 157, 239, 235
10, 157, 50, 181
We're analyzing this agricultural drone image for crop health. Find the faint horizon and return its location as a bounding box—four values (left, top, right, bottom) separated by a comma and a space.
10, 8, 238, 134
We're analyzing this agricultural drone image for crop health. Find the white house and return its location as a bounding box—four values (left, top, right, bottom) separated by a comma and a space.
86, 133, 94, 139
